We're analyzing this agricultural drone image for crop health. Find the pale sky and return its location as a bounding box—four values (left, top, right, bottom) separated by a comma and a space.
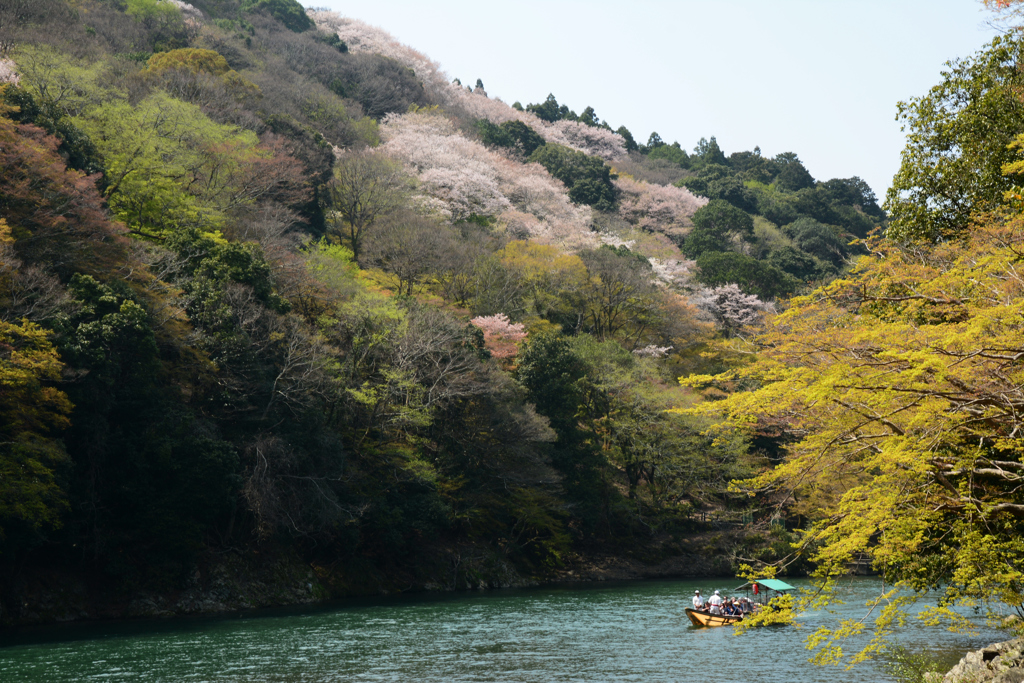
307, 1, 1002, 200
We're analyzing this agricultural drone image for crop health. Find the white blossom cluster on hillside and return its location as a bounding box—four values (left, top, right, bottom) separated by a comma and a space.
308, 10, 626, 162
309, 7, 736, 303
614, 175, 707, 242
165, 0, 203, 21
693, 284, 775, 329
377, 110, 597, 251
0, 58, 18, 85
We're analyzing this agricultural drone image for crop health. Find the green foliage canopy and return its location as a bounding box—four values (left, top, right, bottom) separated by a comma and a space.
694, 251, 799, 300
528, 144, 616, 211
783, 217, 848, 268
682, 199, 755, 259
885, 33, 1024, 242
526, 93, 575, 123
477, 119, 546, 158
648, 142, 689, 168
75, 92, 263, 236
241, 0, 312, 33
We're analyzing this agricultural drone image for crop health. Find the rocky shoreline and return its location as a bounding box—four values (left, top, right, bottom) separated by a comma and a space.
935, 637, 1024, 683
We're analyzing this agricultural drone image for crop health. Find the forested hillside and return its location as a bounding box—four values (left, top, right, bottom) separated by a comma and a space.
0, 0, 885, 623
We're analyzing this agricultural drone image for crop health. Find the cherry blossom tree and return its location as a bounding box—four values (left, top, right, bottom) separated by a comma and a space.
418, 165, 511, 221
378, 109, 597, 250
166, 0, 204, 21
470, 313, 527, 360
452, 89, 625, 161
614, 175, 707, 243
543, 119, 625, 161
648, 257, 697, 288
301, 15, 621, 251
379, 110, 511, 221
692, 284, 774, 331
632, 344, 673, 358
308, 11, 451, 101
308, 10, 628, 162
0, 58, 18, 86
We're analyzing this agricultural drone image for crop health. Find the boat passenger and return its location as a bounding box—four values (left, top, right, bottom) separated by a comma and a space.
708, 590, 723, 615
692, 590, 703, 610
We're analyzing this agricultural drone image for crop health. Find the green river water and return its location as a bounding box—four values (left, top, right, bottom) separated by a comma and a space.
0, 577, 1009, 682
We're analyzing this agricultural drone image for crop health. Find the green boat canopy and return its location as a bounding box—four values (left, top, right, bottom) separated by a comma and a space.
733, 579, 796, 592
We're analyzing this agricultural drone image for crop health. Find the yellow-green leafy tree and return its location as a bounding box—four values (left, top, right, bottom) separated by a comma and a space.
74, 92, 272, 237
682, 215, 1024, 662
0, 318, 72, 539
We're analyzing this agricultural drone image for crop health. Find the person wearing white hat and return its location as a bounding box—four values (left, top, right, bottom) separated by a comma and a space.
692, 590, 703, 610
707, 589, 723, 615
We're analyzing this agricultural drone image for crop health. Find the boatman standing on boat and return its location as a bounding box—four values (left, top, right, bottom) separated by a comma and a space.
692, 590, 703, 609
708, 590, 723, 615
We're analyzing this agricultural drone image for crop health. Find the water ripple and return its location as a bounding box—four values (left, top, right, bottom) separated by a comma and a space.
0, 578, 1006, 683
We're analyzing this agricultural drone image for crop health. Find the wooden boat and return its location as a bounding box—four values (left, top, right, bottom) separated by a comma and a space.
686, 578, 795, 628
685, 608, 743, 627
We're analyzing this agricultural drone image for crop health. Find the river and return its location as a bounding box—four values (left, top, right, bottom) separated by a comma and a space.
0, 577, 1009, 682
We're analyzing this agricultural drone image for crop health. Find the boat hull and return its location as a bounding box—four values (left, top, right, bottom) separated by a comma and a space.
685, 608, 743, 627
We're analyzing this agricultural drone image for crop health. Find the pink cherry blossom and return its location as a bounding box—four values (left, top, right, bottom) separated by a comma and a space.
470, 313, 527, 359
542, 119, 625, 161
614, 175, 707, 242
